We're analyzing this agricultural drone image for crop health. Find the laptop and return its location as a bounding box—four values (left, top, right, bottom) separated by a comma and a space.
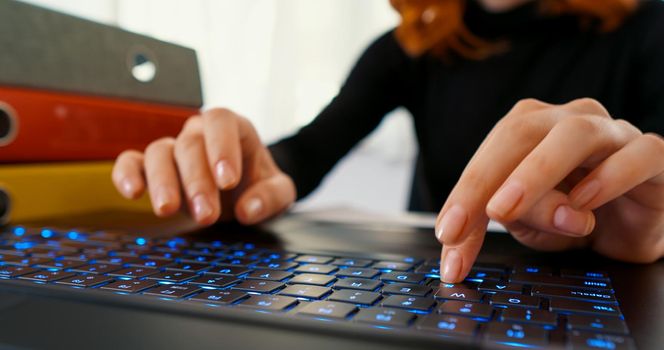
0, 209, 660, 350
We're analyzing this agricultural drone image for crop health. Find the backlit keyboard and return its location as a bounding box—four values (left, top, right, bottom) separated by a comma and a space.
0, 226, 635, 350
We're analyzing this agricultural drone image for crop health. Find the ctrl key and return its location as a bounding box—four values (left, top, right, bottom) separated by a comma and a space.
101, 280, 157, 293
417, 314, 477, 337
298, 301, 357, 319
190, 290, 248, 305
353, 308, 415, 327
568, 330, 636, 350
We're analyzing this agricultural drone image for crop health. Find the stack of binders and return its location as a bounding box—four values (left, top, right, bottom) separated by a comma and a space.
0, 0, 203, 224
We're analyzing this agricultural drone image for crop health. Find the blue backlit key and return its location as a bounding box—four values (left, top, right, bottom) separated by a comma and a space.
380, 272, 425, 284
278, 284, 331, 299
232, 280, 285, 293
1, 257, 51, 267
438, 301, 493, 319
513, 265, 553, 276
178, 255, 218, 264
54, 274, 113, 287
486, 322, 549, 347
95, 256, 141, 265
108, 267, 158, 279
71, 263, 122, 275
101, 279, 157, 293
371, 261, 413, 271
36, 260, 86, 270
417, 314, 478, 337
465, 270, 502, 282
532, 285, 617, 304
334, 278, 382, 291
143, 284, 201, 298
381, 295, 435, 312
353, 308, 415, 327
560, 269, 610, 281
190, 290, 248, 304
330, 258, 372, 267
381, 283, 431, 297
294, 264, 338, 274
501, 308, 557, 327
414, 264, 440, 276
510, 274, 612, 291
478, 281, 522, 294
491, 293, 540, 309
434, 287, 482, 302
0, 266, 39, 278
328, 290, 381, 306
289, 273, 336, 286
241, 295, 298, 311
146, 271, 197, 283
18, 270, 76, 283
128, 259, 173, 269
336, 268, 380, 279
298, 301, 357, 319
566, 314, 628, 334
567, 330, 635, 350
188, 275, 239, 288
165, 263, 209, 273
294, 255, 334, 264
206, 265, 251, 276
245, 269, 293, 281
254, 260, 299, 271
550, 299, 621, 317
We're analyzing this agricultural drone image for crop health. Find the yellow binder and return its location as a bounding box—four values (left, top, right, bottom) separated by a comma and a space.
0, 161, 152, 224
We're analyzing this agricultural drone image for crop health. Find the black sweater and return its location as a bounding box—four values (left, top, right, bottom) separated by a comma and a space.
269, 0, 664, 212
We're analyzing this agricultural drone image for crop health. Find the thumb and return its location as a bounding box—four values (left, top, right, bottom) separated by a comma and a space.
234, 172, 296, 225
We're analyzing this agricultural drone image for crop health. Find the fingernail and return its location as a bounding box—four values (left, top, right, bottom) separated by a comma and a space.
121, 178, 135, 197
553, 205, 594, 235
441, 248, 462, 283
245, 197, 263, 219
570, 179, 600, 209
192, 194, 212, 220
155, 189, 172, 212
487, 181, 524, 218
436, 204, 467, 242
215, 160, 236, 189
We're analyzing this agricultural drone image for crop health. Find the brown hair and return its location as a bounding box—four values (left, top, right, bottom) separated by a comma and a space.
390, 0, 638, 60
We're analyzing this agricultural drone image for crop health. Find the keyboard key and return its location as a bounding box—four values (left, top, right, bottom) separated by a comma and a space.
549, 298, 621, 317
258, 251, 297, 261
165, 263, 209, 273
108, 267, 158, 279
566, 314, 628, 334
381, 295, 435, 311
381, 283, 431, 297
71, 263, 122, 274
414, 264, 440, 275
560, 269, 610, 281
336, 268, 380, 279
145, 251, 182, 261
54, 274, 113, 287
232, 280, 285, 293
96, 256, 140, 265
298, 301, 357, 319
328, 290, 381, 306
501, 308, 557, 327
371, 261, 413, 271
188, 275, 239, 288
18, 270, 75, 283
146, 271, 197, 283
417, 314, 478, 336
513, 265, 553, 276
143, 284, 201, 298
2, 257, 52, 267
206, 265, 251, 276
491, 293, 540, 309
294, 264, 338, 274
438, 301, 493, 319
353, 308, 415, 327
189, 290, 248, 304
246, 269, 293, 281
434, 287, 482, 302
101, 279, 157, 293
128, 259, 173, 269
278, 284, 331, 299
36, 260, 86, 270
0, 266, 39, 278
179, 255, 218, 264
289, 273, 336, 286
465, 270, 502, 281
510, 273, 612, 291
478, 281, 523, 294
294, 255, 333, 264
486, 322, 549, 347
532, 285, 617, 303
380, 272, 425, 284
567, 330, 636, 350
331, 258, 372, 267
254, 260, 299, 270
241, 295, 298, 311
334, 278, 382, 291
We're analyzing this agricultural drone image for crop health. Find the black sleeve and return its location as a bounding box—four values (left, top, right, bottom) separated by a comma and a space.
268, 30, 413, 199
631, 2, 664, 136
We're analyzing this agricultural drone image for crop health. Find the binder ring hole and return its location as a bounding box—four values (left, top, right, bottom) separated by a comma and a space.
129, 50, 157, 83
0, 103, 18, 146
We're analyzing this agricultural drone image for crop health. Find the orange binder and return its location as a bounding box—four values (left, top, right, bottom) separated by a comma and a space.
0, 86, 198, 162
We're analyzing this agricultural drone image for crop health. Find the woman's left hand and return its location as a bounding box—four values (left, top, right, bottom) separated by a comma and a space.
435, 98, 664, 283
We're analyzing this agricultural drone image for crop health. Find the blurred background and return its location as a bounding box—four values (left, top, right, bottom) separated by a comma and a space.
20, 0, 418, 214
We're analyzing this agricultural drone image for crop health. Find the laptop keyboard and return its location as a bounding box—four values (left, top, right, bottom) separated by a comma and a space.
0, 226, 635, 350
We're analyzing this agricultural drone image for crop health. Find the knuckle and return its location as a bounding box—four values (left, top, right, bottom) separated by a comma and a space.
204, 107, 239, 122
174, 132, 202, 155
182, 115, 203, 133
568, 98, 610, 117
641, 132, 664, 151
565, 114, 601, 135
145, 137, 175, 154
116, 149, 142, 162
512, 98, 547, 113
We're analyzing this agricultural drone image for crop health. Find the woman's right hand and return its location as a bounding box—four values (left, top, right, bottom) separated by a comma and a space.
112, 108, 297, 226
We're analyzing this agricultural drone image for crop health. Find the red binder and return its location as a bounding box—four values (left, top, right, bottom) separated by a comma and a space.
0, 86, 198, 162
